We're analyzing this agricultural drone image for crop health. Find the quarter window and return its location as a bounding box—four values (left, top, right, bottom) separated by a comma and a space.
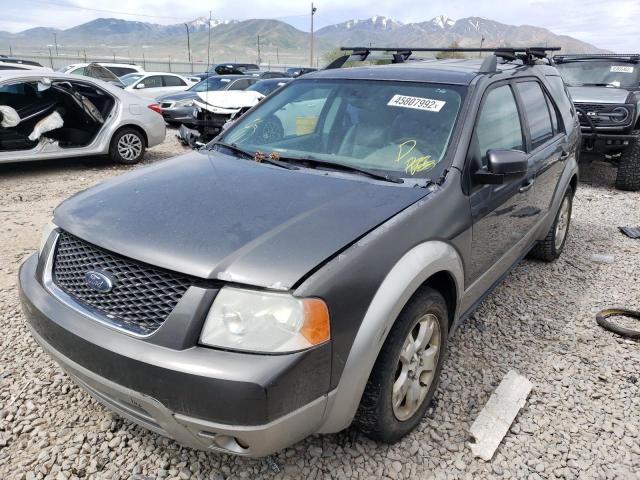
515, 82, 554, 149
476, 85, 524, 164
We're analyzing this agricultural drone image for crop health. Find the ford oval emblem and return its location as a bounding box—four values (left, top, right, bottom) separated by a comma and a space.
84, 270, 114, 293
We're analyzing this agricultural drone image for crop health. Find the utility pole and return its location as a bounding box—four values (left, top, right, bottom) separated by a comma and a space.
276, 47, 279, 64
257, 35, 261, 64
184, 23, 191, 63
310, 3, 317, 68
479, 36, 485, 58
53, 33, 58, 55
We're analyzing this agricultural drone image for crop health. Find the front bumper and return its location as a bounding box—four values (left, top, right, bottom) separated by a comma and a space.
579, 128, 638, 153
19, 252, 332, 456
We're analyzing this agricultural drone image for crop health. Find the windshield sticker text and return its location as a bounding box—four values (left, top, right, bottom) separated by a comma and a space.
610, 66, 634, 73
387, 95, 446, 112
396, 140, 437, 175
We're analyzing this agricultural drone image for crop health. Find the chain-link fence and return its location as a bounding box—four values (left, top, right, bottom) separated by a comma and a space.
6, 51, 312, 74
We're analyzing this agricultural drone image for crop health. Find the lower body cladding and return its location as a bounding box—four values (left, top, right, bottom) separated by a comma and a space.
19, 253, 333, 457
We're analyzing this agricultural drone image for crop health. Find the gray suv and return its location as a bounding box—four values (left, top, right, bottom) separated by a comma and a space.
554, 54, 640, 190
19, 47, 579, 457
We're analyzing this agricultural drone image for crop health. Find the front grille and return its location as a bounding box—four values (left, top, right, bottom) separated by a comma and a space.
52, 231, 195, 335
575, 103, 631, 128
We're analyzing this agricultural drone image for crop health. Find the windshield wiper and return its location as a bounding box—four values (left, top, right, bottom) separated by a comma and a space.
581, 83, 617, 87
279, 156, 404, 184
210, 142, 299, 170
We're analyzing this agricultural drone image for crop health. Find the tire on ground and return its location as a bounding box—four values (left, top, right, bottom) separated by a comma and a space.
109, 127, 146, 165
355, 287, 448, 443
615, 132, 640, 191
529, 186, 573, 262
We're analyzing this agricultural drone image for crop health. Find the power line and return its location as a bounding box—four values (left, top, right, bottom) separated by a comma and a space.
22, 0, 194, 21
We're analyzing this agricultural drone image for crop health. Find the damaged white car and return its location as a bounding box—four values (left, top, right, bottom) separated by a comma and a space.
0, 70, 165, 164
179, 78, 292, 145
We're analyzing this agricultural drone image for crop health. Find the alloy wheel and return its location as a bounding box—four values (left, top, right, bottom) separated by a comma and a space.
554, 196, 571, 250
117, 133, 143, 161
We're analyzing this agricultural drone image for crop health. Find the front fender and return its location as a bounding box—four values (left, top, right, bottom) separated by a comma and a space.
316, 240, 464, 434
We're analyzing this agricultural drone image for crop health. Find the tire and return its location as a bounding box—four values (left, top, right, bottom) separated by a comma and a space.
355, 287, 448, 443
109, 128, 145, 165
529, 186, 573, 262
615, 134, 640, 191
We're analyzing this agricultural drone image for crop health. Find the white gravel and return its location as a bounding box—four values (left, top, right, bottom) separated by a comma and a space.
0, 133, 639, 479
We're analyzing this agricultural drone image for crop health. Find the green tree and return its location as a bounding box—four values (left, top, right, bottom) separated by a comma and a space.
436, 41, 466, 59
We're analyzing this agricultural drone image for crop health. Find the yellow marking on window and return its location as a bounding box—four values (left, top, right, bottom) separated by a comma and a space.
296, 116, 318, 136
395, 139, 436, 175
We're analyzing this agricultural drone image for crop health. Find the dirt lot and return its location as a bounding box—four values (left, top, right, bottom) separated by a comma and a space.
0, 130, 639, 479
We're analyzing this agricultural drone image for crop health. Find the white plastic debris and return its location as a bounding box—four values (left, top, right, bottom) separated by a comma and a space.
28, 111, 63, 141
590, 254, 615, 264
469, 370, 533, 461
0, 106, 20, 128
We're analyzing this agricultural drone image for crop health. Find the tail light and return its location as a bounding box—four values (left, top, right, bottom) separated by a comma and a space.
148, 104, 162, 114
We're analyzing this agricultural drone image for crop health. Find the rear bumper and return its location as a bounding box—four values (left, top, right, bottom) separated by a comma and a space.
19, 252, 332, 456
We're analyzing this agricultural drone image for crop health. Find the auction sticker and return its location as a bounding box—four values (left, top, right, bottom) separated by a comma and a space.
387, 95, 446, 112
610, 65, 634, 73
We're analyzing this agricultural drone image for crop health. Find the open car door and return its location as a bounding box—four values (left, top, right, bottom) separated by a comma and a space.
85, 63, 125, 88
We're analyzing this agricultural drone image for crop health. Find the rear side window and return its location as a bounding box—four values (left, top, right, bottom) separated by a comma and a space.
229, 79, 250, 90
108, 67, 136, 77
515, 82, 554, 149
139, 76, 163, 88
163, 76, 186, 87
476, 85, 524, 164
546, 75, 575, 117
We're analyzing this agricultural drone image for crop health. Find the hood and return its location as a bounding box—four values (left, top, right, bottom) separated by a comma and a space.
567, 86, 631, 104
195, 90, 264, 112
53, 152, 427, 290
157, 91, 197, 103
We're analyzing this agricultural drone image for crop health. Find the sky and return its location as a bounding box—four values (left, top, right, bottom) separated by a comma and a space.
0, 0, 638, 52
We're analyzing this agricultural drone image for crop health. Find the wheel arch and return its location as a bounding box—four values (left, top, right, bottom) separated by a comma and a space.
318, 241, 464, 434
112, 124, 148, 148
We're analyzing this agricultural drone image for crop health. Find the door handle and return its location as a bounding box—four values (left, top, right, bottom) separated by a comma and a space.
559, 151, 570, 161
519, 179, 535, 193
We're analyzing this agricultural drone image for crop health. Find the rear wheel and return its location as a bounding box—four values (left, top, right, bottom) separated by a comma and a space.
615, 134, 640, 191
529, 187, 573, 262
355, 287, 448, 443
109, 128, 145, 165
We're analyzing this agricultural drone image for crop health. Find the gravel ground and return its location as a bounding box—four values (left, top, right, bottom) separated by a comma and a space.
0, 132, 639, 479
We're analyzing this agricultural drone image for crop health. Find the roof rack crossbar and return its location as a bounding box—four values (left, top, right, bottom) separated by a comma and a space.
553, 53, 640, 64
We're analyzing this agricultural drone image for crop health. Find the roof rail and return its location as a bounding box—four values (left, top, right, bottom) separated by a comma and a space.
325, 46, 561, 71
553, 53, 640, 64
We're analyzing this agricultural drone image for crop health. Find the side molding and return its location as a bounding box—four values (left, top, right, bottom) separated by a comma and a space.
318, 241, 464, 433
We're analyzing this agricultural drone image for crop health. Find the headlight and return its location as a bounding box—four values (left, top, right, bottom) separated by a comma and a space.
38, 219, 57, 257
174, 99, 194, 108
200, 287, 330, 353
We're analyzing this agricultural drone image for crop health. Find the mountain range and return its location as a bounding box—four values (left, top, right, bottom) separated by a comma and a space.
0, 15, 607, 65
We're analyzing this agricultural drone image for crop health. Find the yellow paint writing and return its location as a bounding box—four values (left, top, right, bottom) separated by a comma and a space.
396, 140, 436, 175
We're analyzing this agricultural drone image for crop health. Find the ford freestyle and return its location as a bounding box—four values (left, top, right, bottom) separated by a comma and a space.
19, 47, 579, 457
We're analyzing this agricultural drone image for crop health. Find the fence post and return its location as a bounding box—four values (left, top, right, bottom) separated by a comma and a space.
168, 56, 171, 72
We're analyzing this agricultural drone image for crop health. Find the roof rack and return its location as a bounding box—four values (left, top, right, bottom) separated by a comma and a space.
553, 53, 640, 64
325, 46, 561, 71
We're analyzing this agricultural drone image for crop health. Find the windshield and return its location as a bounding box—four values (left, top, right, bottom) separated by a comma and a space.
190, 77, 233, 92
246, 80, 288, 96
556, 61, 640, 88
120, 73, 143, 86
218, 79, 464, 178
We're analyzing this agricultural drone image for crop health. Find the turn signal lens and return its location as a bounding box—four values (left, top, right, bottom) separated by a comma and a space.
301, 299, 330, 345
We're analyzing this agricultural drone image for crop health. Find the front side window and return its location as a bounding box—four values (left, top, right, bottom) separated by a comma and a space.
219, 79, 464, 178
120, 73, 143, 86
190, 77, 231, 92
139, 76, 163, 88
476, 85, 524, 164
70, 67, 86, 75
515, 82, 554, 149
228, 79, 250, 90
555, 61, 640, 89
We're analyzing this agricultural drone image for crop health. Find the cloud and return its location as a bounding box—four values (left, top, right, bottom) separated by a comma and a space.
0, 0, 637, 51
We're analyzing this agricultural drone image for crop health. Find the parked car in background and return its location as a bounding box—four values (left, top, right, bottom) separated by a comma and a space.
245, 70, 291, 79
120, 72, 197, 100
0, 56, 52, 71
286, 67, 317, 77
0, 70, 165, 164
184, 77, 292, 142
554, 54, 640, 190
157, 75, 258, 126
20, 47, 579, 457
58, 62, 144, 78
191, 63, 261, 81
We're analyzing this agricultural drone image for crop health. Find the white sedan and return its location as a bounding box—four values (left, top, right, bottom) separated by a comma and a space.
121, 72, 198, 100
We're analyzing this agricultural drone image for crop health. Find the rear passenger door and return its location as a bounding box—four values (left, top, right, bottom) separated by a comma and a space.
513, 80, 567, 218
466, 83, 539, 283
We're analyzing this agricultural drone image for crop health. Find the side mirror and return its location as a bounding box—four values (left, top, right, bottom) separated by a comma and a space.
474, 149, 528, 185
135, 83, 146, 89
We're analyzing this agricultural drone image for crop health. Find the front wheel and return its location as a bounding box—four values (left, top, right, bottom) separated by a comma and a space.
615, 134, 640, 191
529, 187, 573, 262
355, 287, 448, 443
109, 128, 145, 165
